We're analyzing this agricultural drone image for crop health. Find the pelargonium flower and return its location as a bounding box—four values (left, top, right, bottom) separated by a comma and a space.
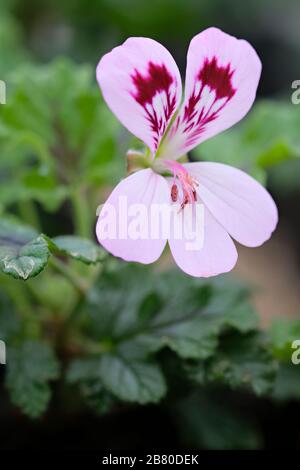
95, 27, 278, 277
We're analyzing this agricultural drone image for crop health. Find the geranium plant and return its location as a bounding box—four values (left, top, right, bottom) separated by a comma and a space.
0, 30, 299, 450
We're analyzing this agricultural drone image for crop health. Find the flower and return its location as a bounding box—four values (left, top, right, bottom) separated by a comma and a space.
95, 27, 278, 277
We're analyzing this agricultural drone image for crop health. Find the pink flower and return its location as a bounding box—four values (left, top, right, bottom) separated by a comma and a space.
95, 27, 278, 277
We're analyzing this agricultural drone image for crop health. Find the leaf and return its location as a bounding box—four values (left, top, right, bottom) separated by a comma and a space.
0, 219, 50, 280
67, 357, 102, 384
0, 219, 106, 279
173, 392, 262, 449
0, 13, 29, 75
269, 318, 300, 360
98, 353, 167, 404
0, 290, 21, 341
70, 263, 264, 407
67, 357, 116, 414
273, 363, 300, 401
0, 59, 123, 215
5, 340, 60, 417
188, 332, 277, 396
86, 263, 258, 360
67, 353, 167, 405
49, 235, 106, 264
79, 381, 116, 415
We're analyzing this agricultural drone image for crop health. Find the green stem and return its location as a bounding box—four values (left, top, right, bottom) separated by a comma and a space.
57, 294, 86, 348
71, 188, 93, 238
18, 200, 41, 231
48, 257, 88, 348
49, 256, 105, 348
1, 276, 33, 317
49, 257, 87, 296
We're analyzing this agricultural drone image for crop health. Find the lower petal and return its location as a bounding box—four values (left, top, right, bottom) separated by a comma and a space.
96, 169, 169, 264
168, 205, 238, 277
185, 162, 278, 247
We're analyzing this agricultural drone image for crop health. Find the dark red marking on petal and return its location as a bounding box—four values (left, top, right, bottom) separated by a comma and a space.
168, 56, 236, 149
131, 62, 177, 150
198, 56, 236, 100
132, 62, 174, 106
183, 56, 236, 126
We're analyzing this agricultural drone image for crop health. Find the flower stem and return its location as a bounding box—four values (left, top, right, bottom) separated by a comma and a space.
71, 188, 93, 238
49, 257, 87, 296
18, 200, 41, 231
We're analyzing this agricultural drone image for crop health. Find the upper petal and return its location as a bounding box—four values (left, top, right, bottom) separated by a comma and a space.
96, 168, 169, 264
185, 161, 278, 247
97, 37, 182, 155
160, 27, 261, 160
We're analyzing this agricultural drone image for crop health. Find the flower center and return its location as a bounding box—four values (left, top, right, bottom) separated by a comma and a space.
164, 160, 199, 210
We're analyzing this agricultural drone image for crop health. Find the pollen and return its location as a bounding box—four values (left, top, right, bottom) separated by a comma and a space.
165, 160, 199, 210
171, 184, 178, 202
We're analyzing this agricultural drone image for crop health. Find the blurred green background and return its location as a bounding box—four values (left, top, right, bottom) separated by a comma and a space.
2, 0, 300, 93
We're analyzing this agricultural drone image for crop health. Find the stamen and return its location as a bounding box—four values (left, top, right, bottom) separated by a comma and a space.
164, 160, 199, 210
171, 184, 178, 202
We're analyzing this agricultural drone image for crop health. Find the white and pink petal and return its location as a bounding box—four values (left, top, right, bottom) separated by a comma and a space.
97, 37, 182, 155
185, 161, 278, 247
96, 168, 170, 264
168, 204, 238, 277
160, 27, 261, 160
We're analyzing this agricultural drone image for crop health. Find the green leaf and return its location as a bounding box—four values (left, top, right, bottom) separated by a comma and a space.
86, 263, 258, 360
0, 290, 21, 341
173, 393, 262, 449
5, 340, 60, 417
0, 219, 50, 280
269, 318, 300, 360
188, 332, 277, 396
67, 357, 102, 384
0, 59, 123, 216
273, 363, 300, 401
98, 353, 167, 404
71, 263, 263, 406
67, 357, 116, 414
0, 13, 29, 76
49, 235, 106, 264
67, 353, 167, 405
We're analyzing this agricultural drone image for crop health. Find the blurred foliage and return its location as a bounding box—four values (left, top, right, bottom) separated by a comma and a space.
173, 392, 263, 449
269, 318, 300, 403
6, 340, 60, 417
0, 2, 29, 76
5, 0, 300, 85
0, 0, 300, 450
0, 261, 280, 417
194, 101, 300, 187
0, 60, 124, 224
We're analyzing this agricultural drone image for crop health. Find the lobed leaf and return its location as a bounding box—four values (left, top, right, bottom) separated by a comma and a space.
86, 263, 259, 360
188, 332, 277, 396
0, 219, 50, 280
5, 340, 60, 417
50, 235, 106, 264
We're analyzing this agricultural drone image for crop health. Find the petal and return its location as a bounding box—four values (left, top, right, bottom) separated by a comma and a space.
168, 204, 238, 277
97, 37, 182, 155
96, 169, 169, 264
160, 27, 261, 159
185, 161, 278, 247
